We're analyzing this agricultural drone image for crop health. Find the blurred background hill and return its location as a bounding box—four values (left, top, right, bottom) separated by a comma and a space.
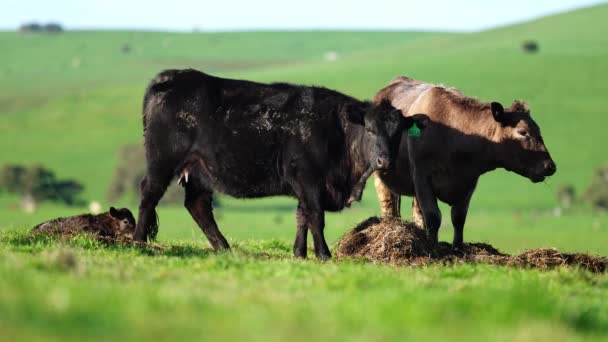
1, 3, 607, 252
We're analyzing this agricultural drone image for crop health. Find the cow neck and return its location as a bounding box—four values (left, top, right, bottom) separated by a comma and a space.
444, 107, 502, 175
344, 121, 371, 188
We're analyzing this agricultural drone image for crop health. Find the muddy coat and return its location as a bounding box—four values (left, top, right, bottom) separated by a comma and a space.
32, 207, 136, 240
135, 69, 419, 259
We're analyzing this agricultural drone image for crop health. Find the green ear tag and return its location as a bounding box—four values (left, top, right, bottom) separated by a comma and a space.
408, 122, 421, 137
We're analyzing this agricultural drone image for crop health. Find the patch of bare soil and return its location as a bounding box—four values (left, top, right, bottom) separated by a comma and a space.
336, 217, 608, 273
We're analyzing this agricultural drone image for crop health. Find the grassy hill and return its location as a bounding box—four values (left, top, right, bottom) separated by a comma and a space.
0, 30, 440, 112
2, 5, 608, 248
2, 4, 608, 341
1, 7, 606, 202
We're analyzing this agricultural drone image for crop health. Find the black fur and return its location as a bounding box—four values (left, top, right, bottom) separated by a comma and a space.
135, 69, 407, 259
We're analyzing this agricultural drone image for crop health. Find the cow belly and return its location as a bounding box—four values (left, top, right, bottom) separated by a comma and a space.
431, 174, 477, 205
186, 132, 287, 198
378, 168, 476, 206
377, 170, 416, 197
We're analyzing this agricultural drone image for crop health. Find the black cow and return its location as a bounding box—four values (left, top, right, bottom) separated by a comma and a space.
134, 69, 422, 259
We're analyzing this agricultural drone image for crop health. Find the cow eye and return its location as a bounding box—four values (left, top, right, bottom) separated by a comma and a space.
366, 127, 374, 133
517, 130, 529, 138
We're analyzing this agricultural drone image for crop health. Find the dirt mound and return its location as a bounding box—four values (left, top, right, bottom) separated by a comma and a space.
336, 217, 608, 273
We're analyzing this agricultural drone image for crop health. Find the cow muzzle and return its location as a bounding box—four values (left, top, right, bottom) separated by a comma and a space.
543, 160, 557, 176
529, 159, 556, 183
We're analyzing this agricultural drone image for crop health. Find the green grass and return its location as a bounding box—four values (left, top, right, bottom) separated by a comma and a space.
0, 30, 440, 113
1, 231, 608, 341
2, 3, 608, 341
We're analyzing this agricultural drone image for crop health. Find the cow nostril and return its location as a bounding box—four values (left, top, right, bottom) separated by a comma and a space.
545, 161, 556, 175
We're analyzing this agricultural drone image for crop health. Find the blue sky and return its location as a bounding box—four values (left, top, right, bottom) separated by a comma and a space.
1, 0, 605, 31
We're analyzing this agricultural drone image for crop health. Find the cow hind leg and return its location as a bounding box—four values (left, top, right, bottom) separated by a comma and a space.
309, 210, 330, 260
450, 191, 473, 250
293, 203, 308, 258
134, 173, 172, 241
450, 205, 466, 250
184, 181, 230, 251
412, 197, 424, 227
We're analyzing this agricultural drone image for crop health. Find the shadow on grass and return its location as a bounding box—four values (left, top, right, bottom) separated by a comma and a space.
0, 229, 295, 260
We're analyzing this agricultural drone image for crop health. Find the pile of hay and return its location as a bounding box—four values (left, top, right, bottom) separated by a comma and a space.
336, 217, 608, 273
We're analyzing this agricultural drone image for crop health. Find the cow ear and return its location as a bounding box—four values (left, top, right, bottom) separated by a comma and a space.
346, 106, 365, 126
411, 113, 430, 129
491, 102, 505, 122
109, 206, 118, 217
402, 114, 429, 129
402, 116, 414, 129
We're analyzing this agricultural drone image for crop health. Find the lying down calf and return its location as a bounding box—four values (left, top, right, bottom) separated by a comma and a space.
31, 207, 136, 240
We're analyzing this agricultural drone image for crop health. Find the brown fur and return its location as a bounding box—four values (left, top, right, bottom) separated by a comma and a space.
373, 76, 556, 247
31, 207, 136, 240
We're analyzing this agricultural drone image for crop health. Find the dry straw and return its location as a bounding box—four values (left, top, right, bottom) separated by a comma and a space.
336, 217, 608, 273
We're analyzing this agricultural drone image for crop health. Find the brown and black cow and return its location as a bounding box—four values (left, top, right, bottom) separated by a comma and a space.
373, 76, 556, 248
32, 207, 136, 240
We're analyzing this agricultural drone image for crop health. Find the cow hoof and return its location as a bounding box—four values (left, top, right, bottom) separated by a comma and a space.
316, 251, 332, 261
451, 244, 465, 255
427, 232, 439, 246
293, 248, 307, 259
133, 235, 146, 243
210, 238, 231, 251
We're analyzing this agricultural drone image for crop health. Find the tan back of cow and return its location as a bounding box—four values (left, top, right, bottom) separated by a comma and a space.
373, 76, 555, 220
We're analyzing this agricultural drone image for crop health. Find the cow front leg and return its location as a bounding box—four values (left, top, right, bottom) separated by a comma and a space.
290, 177, 330, 260
297, 197, 330, 260
184, 183, 230, 251
374, 172, 401, 218
412, 169, 441, 245
450, 191, 474, 250
293, 203, 308, 258
308, 208, 330, 260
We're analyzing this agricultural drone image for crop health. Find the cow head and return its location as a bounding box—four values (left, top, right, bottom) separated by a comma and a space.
109, 207, 137, 238
491, 101, 556, 183
348, 100, 422, 170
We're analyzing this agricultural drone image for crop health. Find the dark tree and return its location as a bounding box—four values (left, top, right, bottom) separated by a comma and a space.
0, 163, 84, 206
0, 165, 26, 193
120, 43, 132, 54
18, 22, 42, 32
44, 23, 64, 33
522, 41, 539, 53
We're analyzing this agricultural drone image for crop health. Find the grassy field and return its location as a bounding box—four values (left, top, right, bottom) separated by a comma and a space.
1, 4, 608, 341
2, 232, 608, 341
